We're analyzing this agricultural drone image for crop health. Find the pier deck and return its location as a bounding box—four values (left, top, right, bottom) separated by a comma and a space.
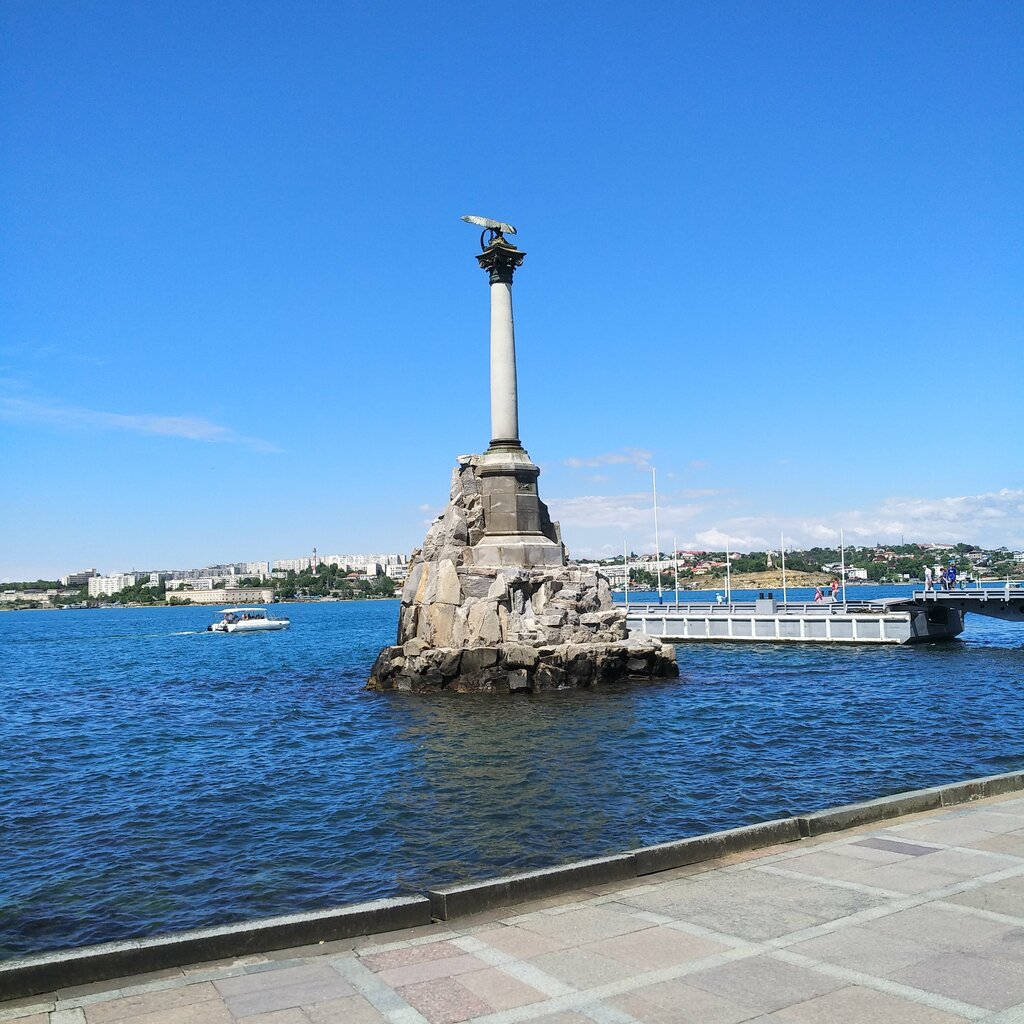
625, 587, 1024, 645
5, 788, 1024, 1023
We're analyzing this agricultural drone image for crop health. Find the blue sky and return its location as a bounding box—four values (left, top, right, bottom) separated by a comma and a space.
2, 1, 1022, 580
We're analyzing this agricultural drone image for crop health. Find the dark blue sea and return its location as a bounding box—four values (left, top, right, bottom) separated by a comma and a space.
2, 586, 1023, 959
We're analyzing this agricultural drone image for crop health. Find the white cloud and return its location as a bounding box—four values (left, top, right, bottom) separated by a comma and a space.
547, 492, 711, 533
563, 447, 653, 470
0, 395, 282, 453
548, 487, 1024, 557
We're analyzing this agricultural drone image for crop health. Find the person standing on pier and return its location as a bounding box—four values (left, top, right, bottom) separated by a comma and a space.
925, 565, 933, 591
830, 579, 840, 602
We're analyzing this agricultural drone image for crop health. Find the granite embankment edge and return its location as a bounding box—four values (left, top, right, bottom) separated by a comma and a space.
3, 768, 1022, 1001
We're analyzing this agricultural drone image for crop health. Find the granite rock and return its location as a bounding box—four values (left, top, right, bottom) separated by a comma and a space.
367, 456, 677, 693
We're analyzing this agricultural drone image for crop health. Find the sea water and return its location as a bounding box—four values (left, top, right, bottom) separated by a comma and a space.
1, 588, 1022, 957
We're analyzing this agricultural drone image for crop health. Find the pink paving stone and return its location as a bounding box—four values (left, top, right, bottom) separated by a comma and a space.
609, 978, 754, 1024
83, 982, 221, 1023
376, 952, 489, 989
214, 963, 348, 998
584, 924, 731, 969
508, 905, 650, 945
528, 946, 637, 989
470, 924, 570, 959
358, 940, 467, 972
303, 993, 387, 1024
520, 1015, 592, 1024
0, 1015, 48, 1024
235, 1010, 309, 1024
455, 966, 547, 1011
766, 984, 972, 1023
398, 977, 493, 1024
893, 951, 1024, 1011
88, 1001, 234, 1024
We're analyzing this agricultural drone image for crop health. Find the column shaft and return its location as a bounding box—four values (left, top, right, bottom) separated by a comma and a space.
489, 281, 520, 446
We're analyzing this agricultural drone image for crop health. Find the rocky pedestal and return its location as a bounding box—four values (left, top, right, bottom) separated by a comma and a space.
367, 457, 678, 693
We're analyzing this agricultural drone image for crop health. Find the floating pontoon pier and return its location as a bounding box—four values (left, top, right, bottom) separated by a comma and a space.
626, 586, 1024, 645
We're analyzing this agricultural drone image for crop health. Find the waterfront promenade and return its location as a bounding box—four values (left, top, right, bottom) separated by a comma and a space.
5, 789, 1024, 1023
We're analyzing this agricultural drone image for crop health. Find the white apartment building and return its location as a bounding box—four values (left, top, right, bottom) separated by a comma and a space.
170, 587, 275, 605
165, 578, 218, 591
273, 558, 313, 572
61, 569, 98, 587
88, 573, 142, 597
273, 553, 406, 573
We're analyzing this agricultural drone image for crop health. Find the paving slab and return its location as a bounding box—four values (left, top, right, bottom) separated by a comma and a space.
5, 789, 1024, 1022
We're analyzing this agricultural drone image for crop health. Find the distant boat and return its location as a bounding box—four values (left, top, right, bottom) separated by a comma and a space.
208, 607, 289, 633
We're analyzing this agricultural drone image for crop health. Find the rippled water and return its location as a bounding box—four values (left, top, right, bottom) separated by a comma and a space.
2, 589, 1022, 958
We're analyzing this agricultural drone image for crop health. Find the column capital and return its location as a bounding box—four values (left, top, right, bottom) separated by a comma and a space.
476, 239, 526, 285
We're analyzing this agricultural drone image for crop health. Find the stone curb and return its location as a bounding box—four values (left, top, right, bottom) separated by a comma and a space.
631, 818, 802, 875
3, 769, 1023, 1002
0, 896, 430, 1003
796, 770, 1024, 837
427, 853, 636, 920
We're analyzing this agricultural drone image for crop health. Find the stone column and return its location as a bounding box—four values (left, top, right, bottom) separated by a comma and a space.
477, 239, 525, 450
469, 235, 564, 568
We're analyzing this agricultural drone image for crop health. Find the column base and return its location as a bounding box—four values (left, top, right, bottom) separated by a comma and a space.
468, 534, 565, 568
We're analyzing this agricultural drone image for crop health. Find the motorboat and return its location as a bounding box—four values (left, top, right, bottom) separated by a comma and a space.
208, 607, 289, 633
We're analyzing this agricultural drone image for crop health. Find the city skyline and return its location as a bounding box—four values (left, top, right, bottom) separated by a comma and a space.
2, 3, 1021, 581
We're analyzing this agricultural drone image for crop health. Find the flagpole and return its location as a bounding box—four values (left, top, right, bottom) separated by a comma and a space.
840, 528, 847, 605
624, 539, 629, 611
725, 535, 732, 604
781, 531, 788, 606
653, 467, 663, 600
674, 535, 679, 606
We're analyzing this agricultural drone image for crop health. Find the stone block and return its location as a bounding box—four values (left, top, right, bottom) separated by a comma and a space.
398, 604, 418, 643
507, 669, 530, 692
450, 606, 470, 648
414, 563, 432, 605
461, 647, 499, 672
426, 603, 456, 647
468, 601, 502, 644
436, 559, 461, 605
532, 661, 566, 690
460, 572, 495, 599
403, 638, 427, 657
427, 854, 636, 920
633, 819, 802, 875
401, 562, 424, 605
797, 789, 943, 837
0, 897, 432, 1001
439, 649, 462, 677
501, 644, 539, 668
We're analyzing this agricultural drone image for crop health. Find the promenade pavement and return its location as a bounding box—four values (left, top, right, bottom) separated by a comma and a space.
5, 792, 1024, 1024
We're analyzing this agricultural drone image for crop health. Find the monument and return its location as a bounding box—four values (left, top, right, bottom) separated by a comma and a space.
366, 218, 677, 693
